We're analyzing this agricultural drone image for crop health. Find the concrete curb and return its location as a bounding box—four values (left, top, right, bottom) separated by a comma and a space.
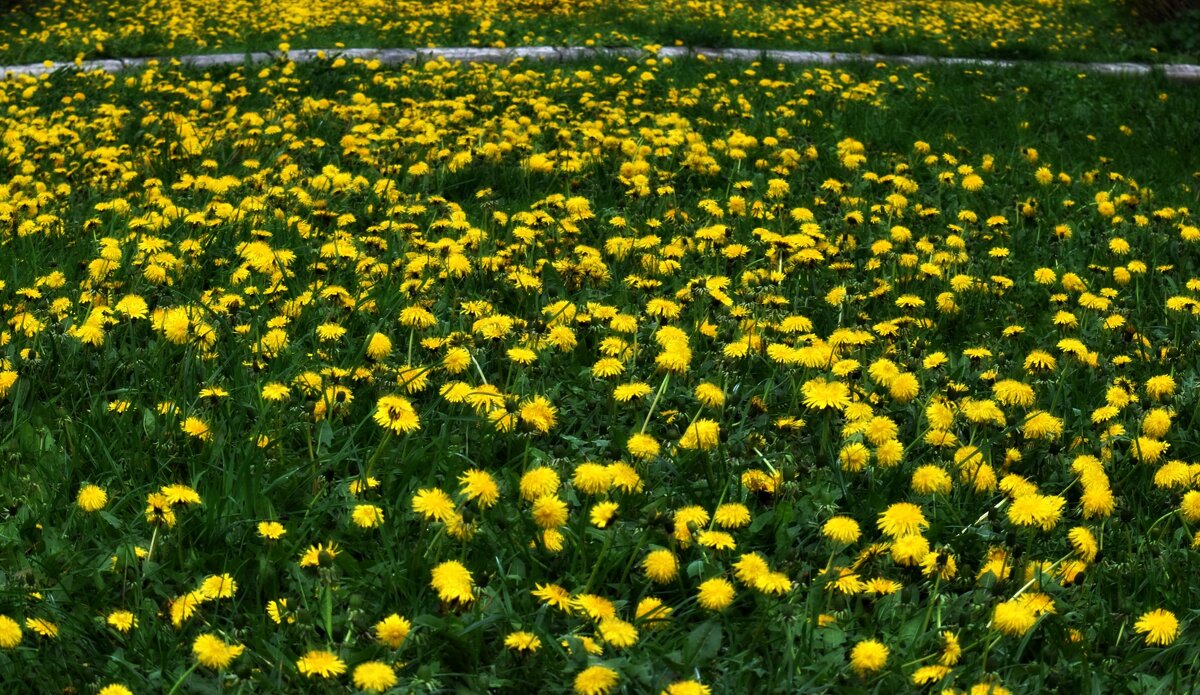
3, 45, 1199, 82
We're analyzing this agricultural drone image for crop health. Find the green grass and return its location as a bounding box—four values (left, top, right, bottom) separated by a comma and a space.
0, 54, 1199, 693
0, 0, 1198, 65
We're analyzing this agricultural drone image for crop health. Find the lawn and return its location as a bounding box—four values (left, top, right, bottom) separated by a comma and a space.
0, 47, 1199, 694
0, 0, 1198, 65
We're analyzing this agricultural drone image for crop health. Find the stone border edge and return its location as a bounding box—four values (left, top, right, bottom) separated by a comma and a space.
2, 45, 1198, 82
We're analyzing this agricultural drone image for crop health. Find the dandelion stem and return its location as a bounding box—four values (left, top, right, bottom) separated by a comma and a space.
583, 529, 614, 594
364, 431, 392, 479
1002, 551, 1072, 604
640, 373, 670, 434
1145, 510, 1176, 536
166, 661, 200, 695
144, 525, 159, 569
321, 574, 335, 641
470, 351, 489, 385
980, 633, 1002, 671
919, 575, 941, 639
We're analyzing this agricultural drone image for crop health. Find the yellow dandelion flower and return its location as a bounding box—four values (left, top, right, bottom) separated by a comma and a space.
992, 600, 1037, 636
257, 521, 286, 540
801, 378, 852, 411
912, 665, 951, 685
375, 613, 411, 648
505, 630, 542, 652
911, 465, 952, 495
192, 633, 245, 669
181, 416, 212, 441
459, 469, 500, 507
877, 503, 928, 538
519, 395, 557, 433
266, 599, 293, 625
888, 372, 920, 403
365, 332, 393, 360
849, 639, 889, 675
77, 484, 108, 512
714, 503, 751, 528
299, 541, 340, 569
697, 530, 736, 550
160, 484, 202, 506
822, 516, 861, 544
662, 680, 712, 695
1145, 375, 1176, 400
199, 573, 237, 599
373, 395, 420, 434
24, 617, 58, 639
1021, 411, 1063, 440
613, 382, 652, 402
106, 610, 137, 633
598, 617, 638, 648
0, 615, 22, 648
1007, 493, 1065, 531
626, 432, 661, 460
694, 383, 725, 407
643, 549, 679, 583
519, 467, 560, 501
696, 577, 735, 611
573, 463, 613, 495
430, 560, 475, 604
412, 488, 456, 522
678, 419, 720, 450
353, 661, 398, 692
531, 495, 569, 529
351, 504, 385, 529
532, 583, 573, 611
637, 596, 673, 626
296, 650, 347, 678
574, 665, 619, 695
